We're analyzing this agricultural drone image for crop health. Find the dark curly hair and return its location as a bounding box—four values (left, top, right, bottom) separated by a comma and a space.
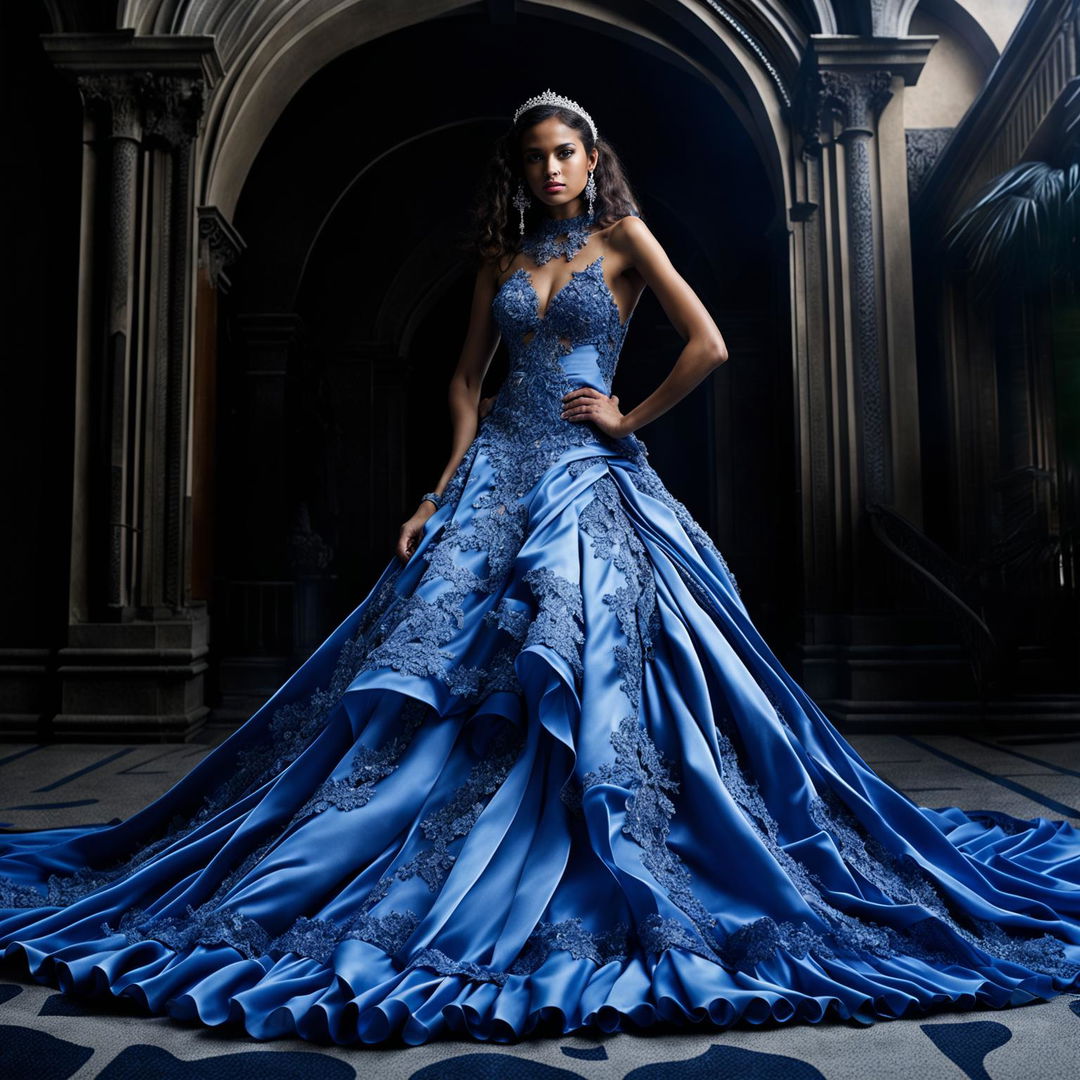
462, 99, 643, 273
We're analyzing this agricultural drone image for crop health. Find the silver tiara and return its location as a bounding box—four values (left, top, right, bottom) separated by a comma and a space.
513, 88, 598, 142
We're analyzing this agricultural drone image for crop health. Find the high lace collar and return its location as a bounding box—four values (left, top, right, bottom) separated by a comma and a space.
522, 211, 596, 264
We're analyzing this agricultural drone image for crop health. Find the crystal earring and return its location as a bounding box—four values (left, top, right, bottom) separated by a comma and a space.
585, 168, 597, 217
512, 180, 530, 235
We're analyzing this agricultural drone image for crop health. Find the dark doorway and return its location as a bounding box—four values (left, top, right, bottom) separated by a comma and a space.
213, 9, 792, 710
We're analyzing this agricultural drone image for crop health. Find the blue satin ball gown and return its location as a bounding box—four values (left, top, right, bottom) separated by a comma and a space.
2, 212, 1080, 1047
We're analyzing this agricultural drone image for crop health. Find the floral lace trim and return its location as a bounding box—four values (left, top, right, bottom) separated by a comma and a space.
571, 710, 1078, 979
578, 473, 658, 710
713, 722, 929, 961
354, 511, 587, 702
292, 703, 426, 821
521, 567, 585, 678
559, 714, 853, 971
717, 718, 1078, 978
102, 903, 423, 968
628, 457, 740, 596
583, 715, 724, 962
484, 252, 643, 534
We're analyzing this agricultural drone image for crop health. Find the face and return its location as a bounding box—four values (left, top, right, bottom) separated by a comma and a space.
519, 116, 599, 212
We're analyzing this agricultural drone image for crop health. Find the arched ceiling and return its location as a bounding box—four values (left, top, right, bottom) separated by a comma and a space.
37, 0, 1030, 219
172, 1, 805, 220
42, 1, 1026, 48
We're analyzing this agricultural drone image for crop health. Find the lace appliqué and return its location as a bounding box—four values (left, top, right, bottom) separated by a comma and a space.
579, 473, 659, 709
399, 919, 623, 986
510, 916, 627, 973
520, 212, 595, 265
628, 457, 741, 597
99, 722, 525, 963
713, 724, 909, 961
583, 715, 723, 961
346, 252, 636, 710
715, 721, 1079, 977
93, 699, 431, 949
104, 903, 422, 968
355, 517, 511, 701
293, 704, 426, 821
577, 717, 842, 971
567, 454, 611, 478
522, 567, 585, 679
808, 787, 1079, 979
483, 253, 638, 512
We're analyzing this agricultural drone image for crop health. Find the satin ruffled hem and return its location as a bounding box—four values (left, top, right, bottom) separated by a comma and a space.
2, 925, 1073, 1045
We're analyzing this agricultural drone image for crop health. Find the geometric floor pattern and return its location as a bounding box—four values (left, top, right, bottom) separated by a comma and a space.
2, 728, 1080, 1078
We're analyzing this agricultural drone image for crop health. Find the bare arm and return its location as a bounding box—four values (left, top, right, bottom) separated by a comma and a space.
561, 216, 728, 438
434, 261, 502, 493
396, 259, 501, 561
615, 216, 728, 435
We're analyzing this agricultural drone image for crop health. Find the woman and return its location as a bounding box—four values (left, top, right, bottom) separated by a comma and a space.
394, 93, 726, 569
2, 89, 1079, 1048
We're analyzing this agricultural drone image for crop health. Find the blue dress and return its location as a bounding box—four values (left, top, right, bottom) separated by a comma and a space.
2, 223, 1080, 1047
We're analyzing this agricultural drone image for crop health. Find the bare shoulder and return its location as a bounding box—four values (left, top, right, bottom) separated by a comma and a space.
600, 216, 662, 287
603, 214, 660, 261
608, 214, 655, 248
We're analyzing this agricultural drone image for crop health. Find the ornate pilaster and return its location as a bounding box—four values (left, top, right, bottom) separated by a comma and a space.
905, 128, 953, 199
803, 68, 895, 508
142, 75, 205, 151
146, 76, 204, 613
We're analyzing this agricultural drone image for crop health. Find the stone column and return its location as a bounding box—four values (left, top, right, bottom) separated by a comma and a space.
143, 76, 205, 614
823, 69, 895, 510
34, 34, 223, 741
77, 72, 145, 614
790, 36, 941, 720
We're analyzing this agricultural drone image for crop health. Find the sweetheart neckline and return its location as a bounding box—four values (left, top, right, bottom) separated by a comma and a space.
494, 254, 630, 329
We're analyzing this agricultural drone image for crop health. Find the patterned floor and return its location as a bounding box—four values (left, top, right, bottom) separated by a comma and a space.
2, 728, 1079, 1078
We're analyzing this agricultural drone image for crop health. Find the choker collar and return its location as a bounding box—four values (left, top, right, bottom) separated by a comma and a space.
522, 211, 595, 264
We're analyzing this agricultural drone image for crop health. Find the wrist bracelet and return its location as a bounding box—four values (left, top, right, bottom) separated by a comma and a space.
420, 491, 442, 510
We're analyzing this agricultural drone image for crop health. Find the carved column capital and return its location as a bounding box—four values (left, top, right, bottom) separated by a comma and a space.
74, 70, 206, 148
824, 69, 894, 133
798, 69, 894, 152
75, 71, 153, 140
143, 74, 206, 149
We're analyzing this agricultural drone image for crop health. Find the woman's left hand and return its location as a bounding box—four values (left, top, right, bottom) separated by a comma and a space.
560, 387, 628, 439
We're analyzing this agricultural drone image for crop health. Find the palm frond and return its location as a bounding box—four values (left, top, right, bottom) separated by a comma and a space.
943, 159, 1080, 302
